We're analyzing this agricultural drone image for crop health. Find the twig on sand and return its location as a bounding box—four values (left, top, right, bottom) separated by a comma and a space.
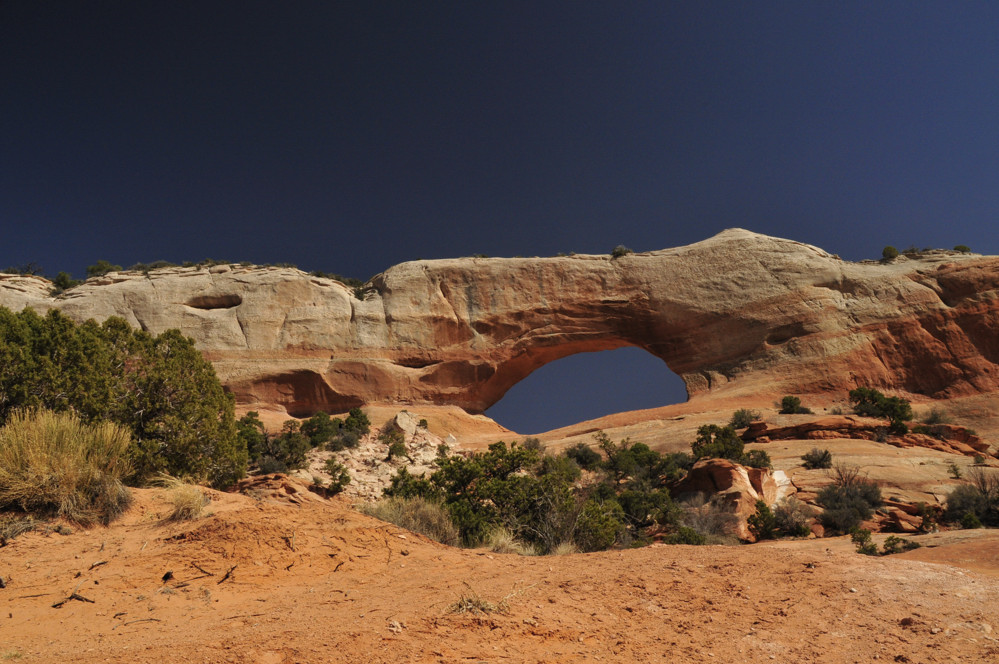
217, 565, 237, 584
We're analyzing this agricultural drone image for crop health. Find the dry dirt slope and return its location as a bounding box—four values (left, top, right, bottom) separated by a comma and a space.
1, 480, 997, 664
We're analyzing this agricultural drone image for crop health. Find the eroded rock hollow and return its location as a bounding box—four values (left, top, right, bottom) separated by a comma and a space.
3, 230, 997, 417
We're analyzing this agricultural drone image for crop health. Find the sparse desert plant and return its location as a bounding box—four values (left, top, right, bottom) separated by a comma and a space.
0, 514, 36, 545
664, 525, 707, 545
85, 259, 122, 278
849, 387, 912, 434
564, 441, 603, 471
0, 409, 132, 525
418, 418, 428, 429
678, 493, 739, 542
881, 246, 899, 261
154, 474, 209, 521
851, 528, 879, 556
360, 496, 460, 546
747, 500, 776, 540
960, 512, 982, 529
610, 245, 633, 259
743, 449, 772, 469
801, 448, 833, 470
729, 408, 761, 429
447, 583, 508, 615
779, 396, 812, 415
573, 498, 625, 552
945, 467, 999, 527
773, 496, 813, 537
948, 462, 963, 480
816, 465, 882, 534
954, 245, 971, 253
381, 429, 408, 461
921, 408, 952, 425
690, 424, 745, 462
323, 458, 351, 495
973, 454, 986, 466
881, 535, 920, 555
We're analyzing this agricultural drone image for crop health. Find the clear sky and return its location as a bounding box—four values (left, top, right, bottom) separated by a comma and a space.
3, 3, 997, 433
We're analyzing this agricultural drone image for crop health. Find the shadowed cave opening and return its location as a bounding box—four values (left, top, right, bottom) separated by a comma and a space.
485, 346, 688, 435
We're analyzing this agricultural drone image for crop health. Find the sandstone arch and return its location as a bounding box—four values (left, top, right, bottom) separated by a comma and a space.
2, 230, 998, 417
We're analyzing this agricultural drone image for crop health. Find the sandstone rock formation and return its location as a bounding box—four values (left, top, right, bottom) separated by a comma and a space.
742, 416, 995, 458
2, 230, 997, 418
671, 457, 796, 540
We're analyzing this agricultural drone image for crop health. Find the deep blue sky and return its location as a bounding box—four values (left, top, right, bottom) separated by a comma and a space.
3, 3, 998, 433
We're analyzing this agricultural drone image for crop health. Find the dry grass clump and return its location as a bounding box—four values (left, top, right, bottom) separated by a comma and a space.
484, 526, 537, 556
679, 493, 740, 544
0, 514, 36, 545
154, 474, 210, 521
0, 410, 132, 525
549, 540, 580, 556
447, 583, 509, 615
359, 496, 460, 546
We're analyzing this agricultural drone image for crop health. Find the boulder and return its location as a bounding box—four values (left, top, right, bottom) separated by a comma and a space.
672, 458, 796, 541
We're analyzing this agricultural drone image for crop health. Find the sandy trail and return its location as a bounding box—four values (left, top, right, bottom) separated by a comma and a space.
2, 482, 997, 664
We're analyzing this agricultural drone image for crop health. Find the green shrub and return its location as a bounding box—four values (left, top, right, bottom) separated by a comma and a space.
0, 309, 246, 488
779, 396, 812, 414
323, 458, 351, 495
564, 442, 602, 471
360, 496, 460, 546
382, 429, 408, 461
418, 418, 429, 429
953, 245, 971, 253
801, 448, 833, 470
921, 408, 952, 425
816, 465, 882, 533
664, 526, 707, 545
945, 467, 999, 527
0, 409, 132, 525
237, 412, 267, 460
85, 260, 122, 278
690, 424, 744, 462
301, 411, 339, 447
729, 409, 761, 429
50, 271, 80, 294
960, 511, 982, 529
849, 387, 912, 434
2, 262, 42, 276
251, 420, 312, 473
881, 535, 920, 555
747, 500, 776, 540
610, 245, 633, 259
743, 449, 772, 469
574, 498, 625, 552
882, 246, 899, 261
851, 528, 878, 556
327, 408, 370, 451
773, 496, 813, 537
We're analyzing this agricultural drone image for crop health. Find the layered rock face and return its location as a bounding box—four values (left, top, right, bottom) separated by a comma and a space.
2, 230, 997, 417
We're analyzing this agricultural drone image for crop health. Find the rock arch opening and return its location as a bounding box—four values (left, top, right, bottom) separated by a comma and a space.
484, 346, 688, 435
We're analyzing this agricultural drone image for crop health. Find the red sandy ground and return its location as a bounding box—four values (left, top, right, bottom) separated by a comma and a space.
2, 480, 997, 664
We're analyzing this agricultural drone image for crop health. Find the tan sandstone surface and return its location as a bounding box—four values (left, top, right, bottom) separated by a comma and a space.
2, 230, 997, 424
2, 479, 998, 664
